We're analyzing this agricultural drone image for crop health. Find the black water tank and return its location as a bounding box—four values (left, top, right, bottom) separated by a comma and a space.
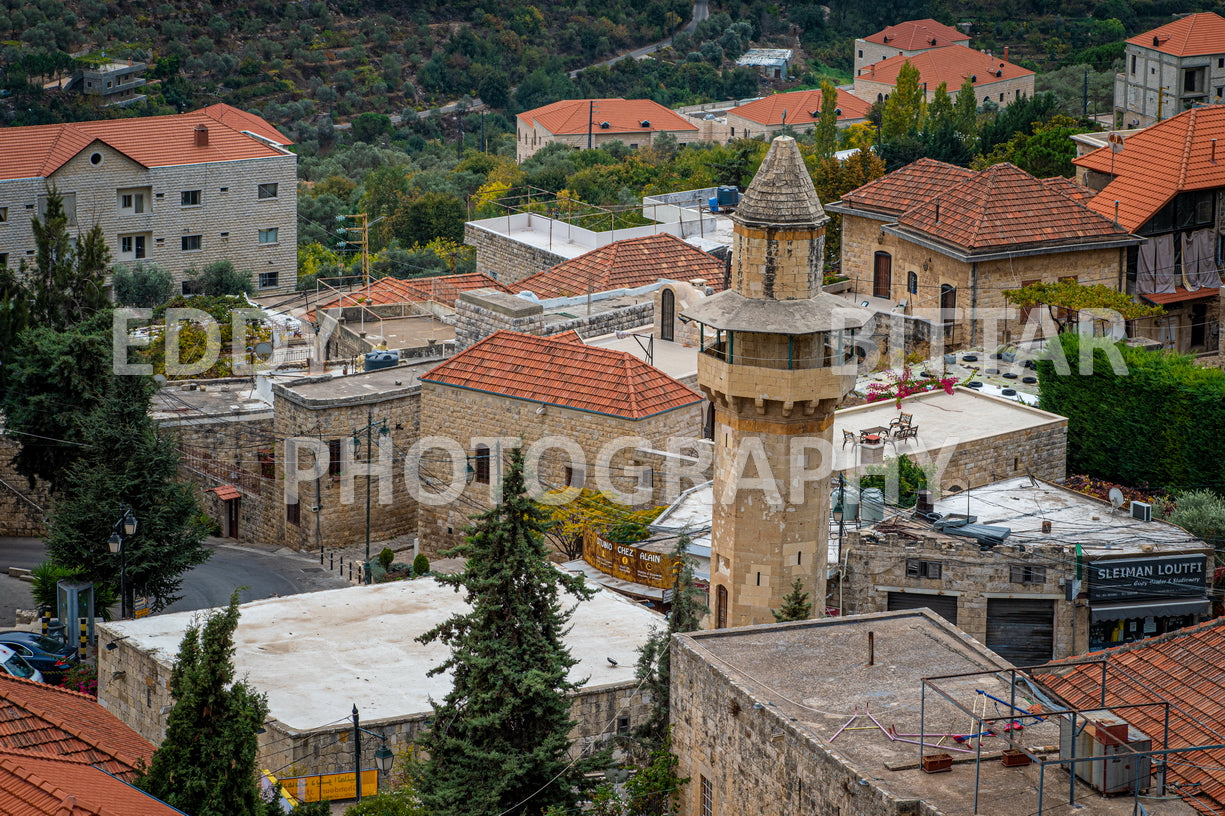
364, 351, 398, 371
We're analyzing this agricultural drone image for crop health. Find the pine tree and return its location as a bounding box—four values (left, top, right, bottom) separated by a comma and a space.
812, 80, 839, 161
953, 76, 980, 139
45, 372, 211, 613
927, 82, 954, 130
772, 577, 813, 622
881, 60, 927, 142
634, 532, 707, 752
137, 591, 269, 816
27, 188, 110, 331
415, 447, 594, 816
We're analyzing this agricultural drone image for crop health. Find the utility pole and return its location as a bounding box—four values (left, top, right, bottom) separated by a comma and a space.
1082, 68, 1088, 118
588, 99, 594, 149
337, 213, 385, 289
352, 412, 390, 584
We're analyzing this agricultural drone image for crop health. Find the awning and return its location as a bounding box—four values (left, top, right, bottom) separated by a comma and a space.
1090, 598, 1211, 622
1139, 286, 1221, 305
209, 484, 241, 501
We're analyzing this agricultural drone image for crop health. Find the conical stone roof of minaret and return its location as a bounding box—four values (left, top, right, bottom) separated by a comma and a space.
732, 135, 829, 230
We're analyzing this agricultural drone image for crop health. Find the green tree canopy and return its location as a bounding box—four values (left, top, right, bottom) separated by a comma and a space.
137, 591, 269, 816
881, 60, 926, 142
113, 264, 173, 308
415, 447, 595, 816
1002, 280, 1163, 334
812, 81, 840, 161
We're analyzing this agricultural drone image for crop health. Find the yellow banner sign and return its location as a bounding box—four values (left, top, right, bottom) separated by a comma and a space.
583, 532, 676, 590
279, 770, 378, 802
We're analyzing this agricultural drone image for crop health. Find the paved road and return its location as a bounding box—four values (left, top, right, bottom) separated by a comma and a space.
0, 537, 350, 627
570, 0, 710, 76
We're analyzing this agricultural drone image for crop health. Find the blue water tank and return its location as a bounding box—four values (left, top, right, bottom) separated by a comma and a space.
717, 185, 739, 207
708, 197, 719, 213
861, 488, 885, 523
364, 351, 398, 371
831, 485, 860, 521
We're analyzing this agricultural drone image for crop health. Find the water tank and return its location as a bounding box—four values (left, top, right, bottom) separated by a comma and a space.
716, 185, 739, 207
363, 350, 398, 372
861, 488, 885, 523
831, 485, 860, 521
708, 197, 719, 214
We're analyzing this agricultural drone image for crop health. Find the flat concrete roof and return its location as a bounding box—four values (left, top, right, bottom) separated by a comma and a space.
832, 387, 1065, 471
150, 379, 271, 424
105, 578, 660, 731
277, 361, 440, 405
361, 316, 454, 349
931, 477, 1207, 556
679, 610, 1194, 816
585, 329, 700, 383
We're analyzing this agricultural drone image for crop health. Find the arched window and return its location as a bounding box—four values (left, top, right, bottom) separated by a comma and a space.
474, 444, 490, 485
907, 271, 918, 295
660, 288, 675, 342
873, 252, 892, 299
940, 284, 957, 342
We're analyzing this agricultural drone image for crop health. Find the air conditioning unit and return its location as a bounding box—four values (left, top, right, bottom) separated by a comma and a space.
1059, 710, 1151, 795
1130, 501, 1152, 522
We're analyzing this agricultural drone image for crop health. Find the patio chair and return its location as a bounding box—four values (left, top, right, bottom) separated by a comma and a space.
893, 425, 919, 443
889, 412, 914, 431
842, 429, 858, 447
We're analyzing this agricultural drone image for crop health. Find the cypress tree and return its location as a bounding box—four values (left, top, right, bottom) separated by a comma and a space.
812, 80, 839, 161
634, 532, 707, 752
137, 591, 269, 816
416, 447, 594, 816
772, 577, 813, 622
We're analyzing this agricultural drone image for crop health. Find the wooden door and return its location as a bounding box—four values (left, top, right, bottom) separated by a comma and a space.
873, 253, 892, 299
660, 288, 675, 342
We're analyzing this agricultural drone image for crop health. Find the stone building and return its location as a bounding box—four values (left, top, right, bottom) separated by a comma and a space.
0, 434, 49, 537
1114, 12, 1225, 127
837, 477, 1213, 664
853, 45, 1033, 105
682, 136, 873, 629
64, 60, 147, 106
725, 89, 872, 141
1073, 105, 1225, 355
97, 580, 659, 786
0, 104, 297, 293
853, 18, 970, 77
670, 610, 1199, 816
452, 288, 656, 351
515, 98, 703, 162
416, 330, 705, 555
827, 159, 1141, 350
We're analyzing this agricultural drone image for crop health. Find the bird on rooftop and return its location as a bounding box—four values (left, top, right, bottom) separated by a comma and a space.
607, 657, 618, 666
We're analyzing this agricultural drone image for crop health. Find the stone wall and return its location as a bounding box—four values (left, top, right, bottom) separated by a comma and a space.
836, 530, 1084, 657
453, 290, 654, 351
0, 436, 49, 537
854, 74, 1034, 108
464, 222, 566, 284
416, 382, 705, 556
672, 631, 943, 816
272, 375, 422, 552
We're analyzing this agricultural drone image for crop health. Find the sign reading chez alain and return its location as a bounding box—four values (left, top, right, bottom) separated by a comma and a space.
1087, 554, 1207, 603
583, 533, 676, 590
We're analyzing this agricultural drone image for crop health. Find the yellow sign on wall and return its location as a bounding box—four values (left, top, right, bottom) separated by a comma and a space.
279, 769, 378, 802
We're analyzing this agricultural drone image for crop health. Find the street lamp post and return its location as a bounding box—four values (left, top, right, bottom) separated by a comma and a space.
107, 507, 138, 619
352, 412, 390, 584
351, 704, 394, 803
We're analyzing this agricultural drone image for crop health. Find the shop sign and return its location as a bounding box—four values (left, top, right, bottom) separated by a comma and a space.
1087, 554, 1207, 602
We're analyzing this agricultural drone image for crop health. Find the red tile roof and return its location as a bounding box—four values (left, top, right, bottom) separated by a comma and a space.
1041, 175, 1096, 204
857, 44, 1033, 90
209, 484, 241, 501
1035, 617, 1225, 815
1075, 106, 1225, 232
728, 89, 872, 126
421, 330, 702, 419
839, 157, 974, 216
863, 18, 968, 50
511, 234, 725, 298
897, 163, 1131, 251
0, 749, 182, 816
309, 273, 511, 318
517, 99, 698, 136
1140, 285, 1223, 304
1128, 12, 1225, 57
0, 104, 291, 181
0, 675, 154, 782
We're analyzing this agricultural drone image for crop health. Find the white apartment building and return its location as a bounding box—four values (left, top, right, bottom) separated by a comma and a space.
0, 104, 297, 294
1115, 12, 1225, 127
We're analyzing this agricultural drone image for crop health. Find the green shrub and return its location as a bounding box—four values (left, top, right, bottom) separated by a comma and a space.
412, 553, 429, 577
378, 547, 395, 571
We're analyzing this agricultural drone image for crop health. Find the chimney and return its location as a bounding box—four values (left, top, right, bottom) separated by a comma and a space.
690, 278, 708, 288
1003, 46, 1009, 62
194, 124, 209, 148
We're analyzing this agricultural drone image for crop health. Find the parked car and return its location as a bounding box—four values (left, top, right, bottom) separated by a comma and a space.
0, 632, 73, 683
0, 643, 43, 683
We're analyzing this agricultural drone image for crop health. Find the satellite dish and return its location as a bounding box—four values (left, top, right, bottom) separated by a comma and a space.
1108, 487, 1125, 511
254, 341, 274, 357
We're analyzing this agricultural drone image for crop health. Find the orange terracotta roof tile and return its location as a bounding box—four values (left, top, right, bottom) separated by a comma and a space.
728, 89, 872, 126
863, 18, 968, 50
0, 675, 154, 781
516, 98, 698, 136
1140, 285, 1223, 304
209, 484, 241, 501
1076, 106, 1225, 232
1127, 12, 1225, 57
1040, 175, 1096, 204
308, 273, 511, 318
857, 44, 1033, 90
1035, 617, 1225, 815
897, 163, 1131, 251
421, 330, 702, 419
512, 234, 725, 298
0, 749, 183, 816
0, 104, 290, 181
839, 158, 974, 215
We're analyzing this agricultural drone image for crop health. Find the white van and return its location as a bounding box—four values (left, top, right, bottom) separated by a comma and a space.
0, 644, 43, 683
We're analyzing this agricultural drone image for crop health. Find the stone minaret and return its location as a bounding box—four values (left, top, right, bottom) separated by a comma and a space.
683, 136, 872, 628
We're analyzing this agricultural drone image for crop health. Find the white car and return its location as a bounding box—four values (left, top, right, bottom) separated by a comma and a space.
0, 643, 43, 683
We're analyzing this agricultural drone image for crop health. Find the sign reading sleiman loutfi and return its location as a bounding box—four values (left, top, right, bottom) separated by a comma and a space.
1087, 554, 1208, 602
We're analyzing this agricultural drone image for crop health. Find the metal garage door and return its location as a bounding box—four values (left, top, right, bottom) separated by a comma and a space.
886, 591, 958, 624
986, 598, 1055, 667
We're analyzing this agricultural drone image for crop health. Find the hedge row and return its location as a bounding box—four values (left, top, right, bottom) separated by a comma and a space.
1036, 333, 1225, 491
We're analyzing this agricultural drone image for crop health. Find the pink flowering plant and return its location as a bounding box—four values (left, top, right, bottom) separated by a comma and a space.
62, 662, 97, 697
865, 365, 959, 408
